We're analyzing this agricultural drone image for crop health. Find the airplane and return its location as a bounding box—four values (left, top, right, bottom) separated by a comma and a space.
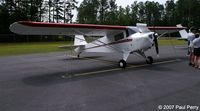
9, 21, 185, 68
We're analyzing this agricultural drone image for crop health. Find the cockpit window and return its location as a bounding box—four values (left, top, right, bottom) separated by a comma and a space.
128, 29, 136, 35
114, 32, 124, 41
127, 27, 137, 36
149, 34, 153, 39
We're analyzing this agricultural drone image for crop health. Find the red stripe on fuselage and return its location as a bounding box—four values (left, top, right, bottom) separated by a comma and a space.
18, 21, 128, 30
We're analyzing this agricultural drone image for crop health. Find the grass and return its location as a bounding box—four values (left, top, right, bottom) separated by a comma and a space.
158, 38, 186, 46
0, 39, 186, 57
0, 41, 72, 57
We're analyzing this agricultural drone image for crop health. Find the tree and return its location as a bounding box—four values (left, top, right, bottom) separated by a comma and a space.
164, 0, 176, 25
116, 6, 126, 25
124, 5, 132, 25
137, 2, 146, 23
77, 0, 99, 24
143, 1, 164, 26
130, 1, 139, 25
64, 0, 78, 23
0, 3, 10, 34
53, 0, 64, 23
104, 0, 118, 25
176, 0, 200, 27
98, 0, 109, 24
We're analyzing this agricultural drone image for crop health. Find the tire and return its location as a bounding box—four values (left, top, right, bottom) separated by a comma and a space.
146, 56, 153, 64
118, 60, 127, 68
77, 52, 81, 58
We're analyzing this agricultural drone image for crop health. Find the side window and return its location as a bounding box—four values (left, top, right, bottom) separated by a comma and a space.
114, 32, 124, 41
128, 28, 136, 35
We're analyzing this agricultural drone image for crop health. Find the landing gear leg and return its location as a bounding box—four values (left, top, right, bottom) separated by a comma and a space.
77, 52, 81, 58
118, 52, 130, 68
137, 51, 154, 64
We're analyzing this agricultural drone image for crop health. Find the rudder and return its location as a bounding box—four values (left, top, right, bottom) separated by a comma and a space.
74, 35, 87, 46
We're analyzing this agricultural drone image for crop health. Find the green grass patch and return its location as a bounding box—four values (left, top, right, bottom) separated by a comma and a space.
0, 39, 186, 57
0, 41, 72, 57
158, 38, 186, 46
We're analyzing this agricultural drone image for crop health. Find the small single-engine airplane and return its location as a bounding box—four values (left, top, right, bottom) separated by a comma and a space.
10, 21, 185, 68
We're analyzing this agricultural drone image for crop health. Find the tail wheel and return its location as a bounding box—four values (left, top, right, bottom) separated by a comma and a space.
77, 52, 81, 58
146, 56, 153, 64
118, 60, 127, 68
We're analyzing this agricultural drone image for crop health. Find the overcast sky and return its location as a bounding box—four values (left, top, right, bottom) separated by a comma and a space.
72, 0, 177, 21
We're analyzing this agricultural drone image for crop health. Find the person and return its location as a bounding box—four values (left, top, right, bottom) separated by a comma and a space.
188, 28, 196, 66
193, 33, 200, 69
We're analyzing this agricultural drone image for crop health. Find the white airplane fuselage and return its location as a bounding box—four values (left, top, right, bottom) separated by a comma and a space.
75, 32, 154, 54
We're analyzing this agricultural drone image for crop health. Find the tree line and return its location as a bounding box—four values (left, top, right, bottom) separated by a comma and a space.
0, 0, 78, 42
0, 0, 200, 42
77, 0, 200, 27
0, 0, 77, 33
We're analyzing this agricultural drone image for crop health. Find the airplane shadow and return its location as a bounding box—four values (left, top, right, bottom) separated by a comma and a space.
22, 70, 116, 87
60, 55, 104, 61
22, 57, 184, 87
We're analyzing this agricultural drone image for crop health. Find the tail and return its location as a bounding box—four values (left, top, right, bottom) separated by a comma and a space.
59, 35, 87, 57
58, 35, 87, 49
176, 24, 188, 40
74, 35, 87, 46
74, 35, 87, 54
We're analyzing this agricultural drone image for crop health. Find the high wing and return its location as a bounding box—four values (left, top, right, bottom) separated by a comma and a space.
135, 23, 186, 34
10, 21, 128, 36
148, 26, 186, 34
10, 21, 186, 36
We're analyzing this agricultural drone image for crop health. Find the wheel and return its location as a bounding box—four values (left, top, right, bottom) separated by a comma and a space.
118, 60, 127, 68
146, 56, 153, 64
77, 52, 81, 58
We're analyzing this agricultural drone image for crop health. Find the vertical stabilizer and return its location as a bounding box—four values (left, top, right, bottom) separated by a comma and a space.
74, 35, 87, 46
136, 23, 150, 33
176, 24, 188, 39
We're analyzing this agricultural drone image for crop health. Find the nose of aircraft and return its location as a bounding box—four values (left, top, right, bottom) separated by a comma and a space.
148, 33, 154, 41
147, 33, 159, 56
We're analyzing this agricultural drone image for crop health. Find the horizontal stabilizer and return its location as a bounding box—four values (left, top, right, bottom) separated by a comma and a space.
177, 38, 187, 41
58, 45, 77, 49
174, 46, 188, 49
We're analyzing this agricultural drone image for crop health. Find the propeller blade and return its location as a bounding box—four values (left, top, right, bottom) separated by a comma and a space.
153, 33, 159, 56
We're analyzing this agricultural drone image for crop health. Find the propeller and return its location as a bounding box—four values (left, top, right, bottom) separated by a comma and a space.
153, 33, 159, 56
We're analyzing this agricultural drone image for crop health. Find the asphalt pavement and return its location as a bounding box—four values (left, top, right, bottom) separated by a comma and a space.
0, 45, 200, 111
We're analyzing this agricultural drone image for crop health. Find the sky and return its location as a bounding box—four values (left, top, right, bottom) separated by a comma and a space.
72, 0, 177, 21
115, 0, 168, 6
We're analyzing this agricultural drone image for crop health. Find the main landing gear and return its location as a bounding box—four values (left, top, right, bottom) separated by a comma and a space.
118, 60, 127, 68
146, 56, 153, 64
118, 51, 154, 68
77, 52, 82, 58
137, 51, 154, 65
118, 52, 130, 68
